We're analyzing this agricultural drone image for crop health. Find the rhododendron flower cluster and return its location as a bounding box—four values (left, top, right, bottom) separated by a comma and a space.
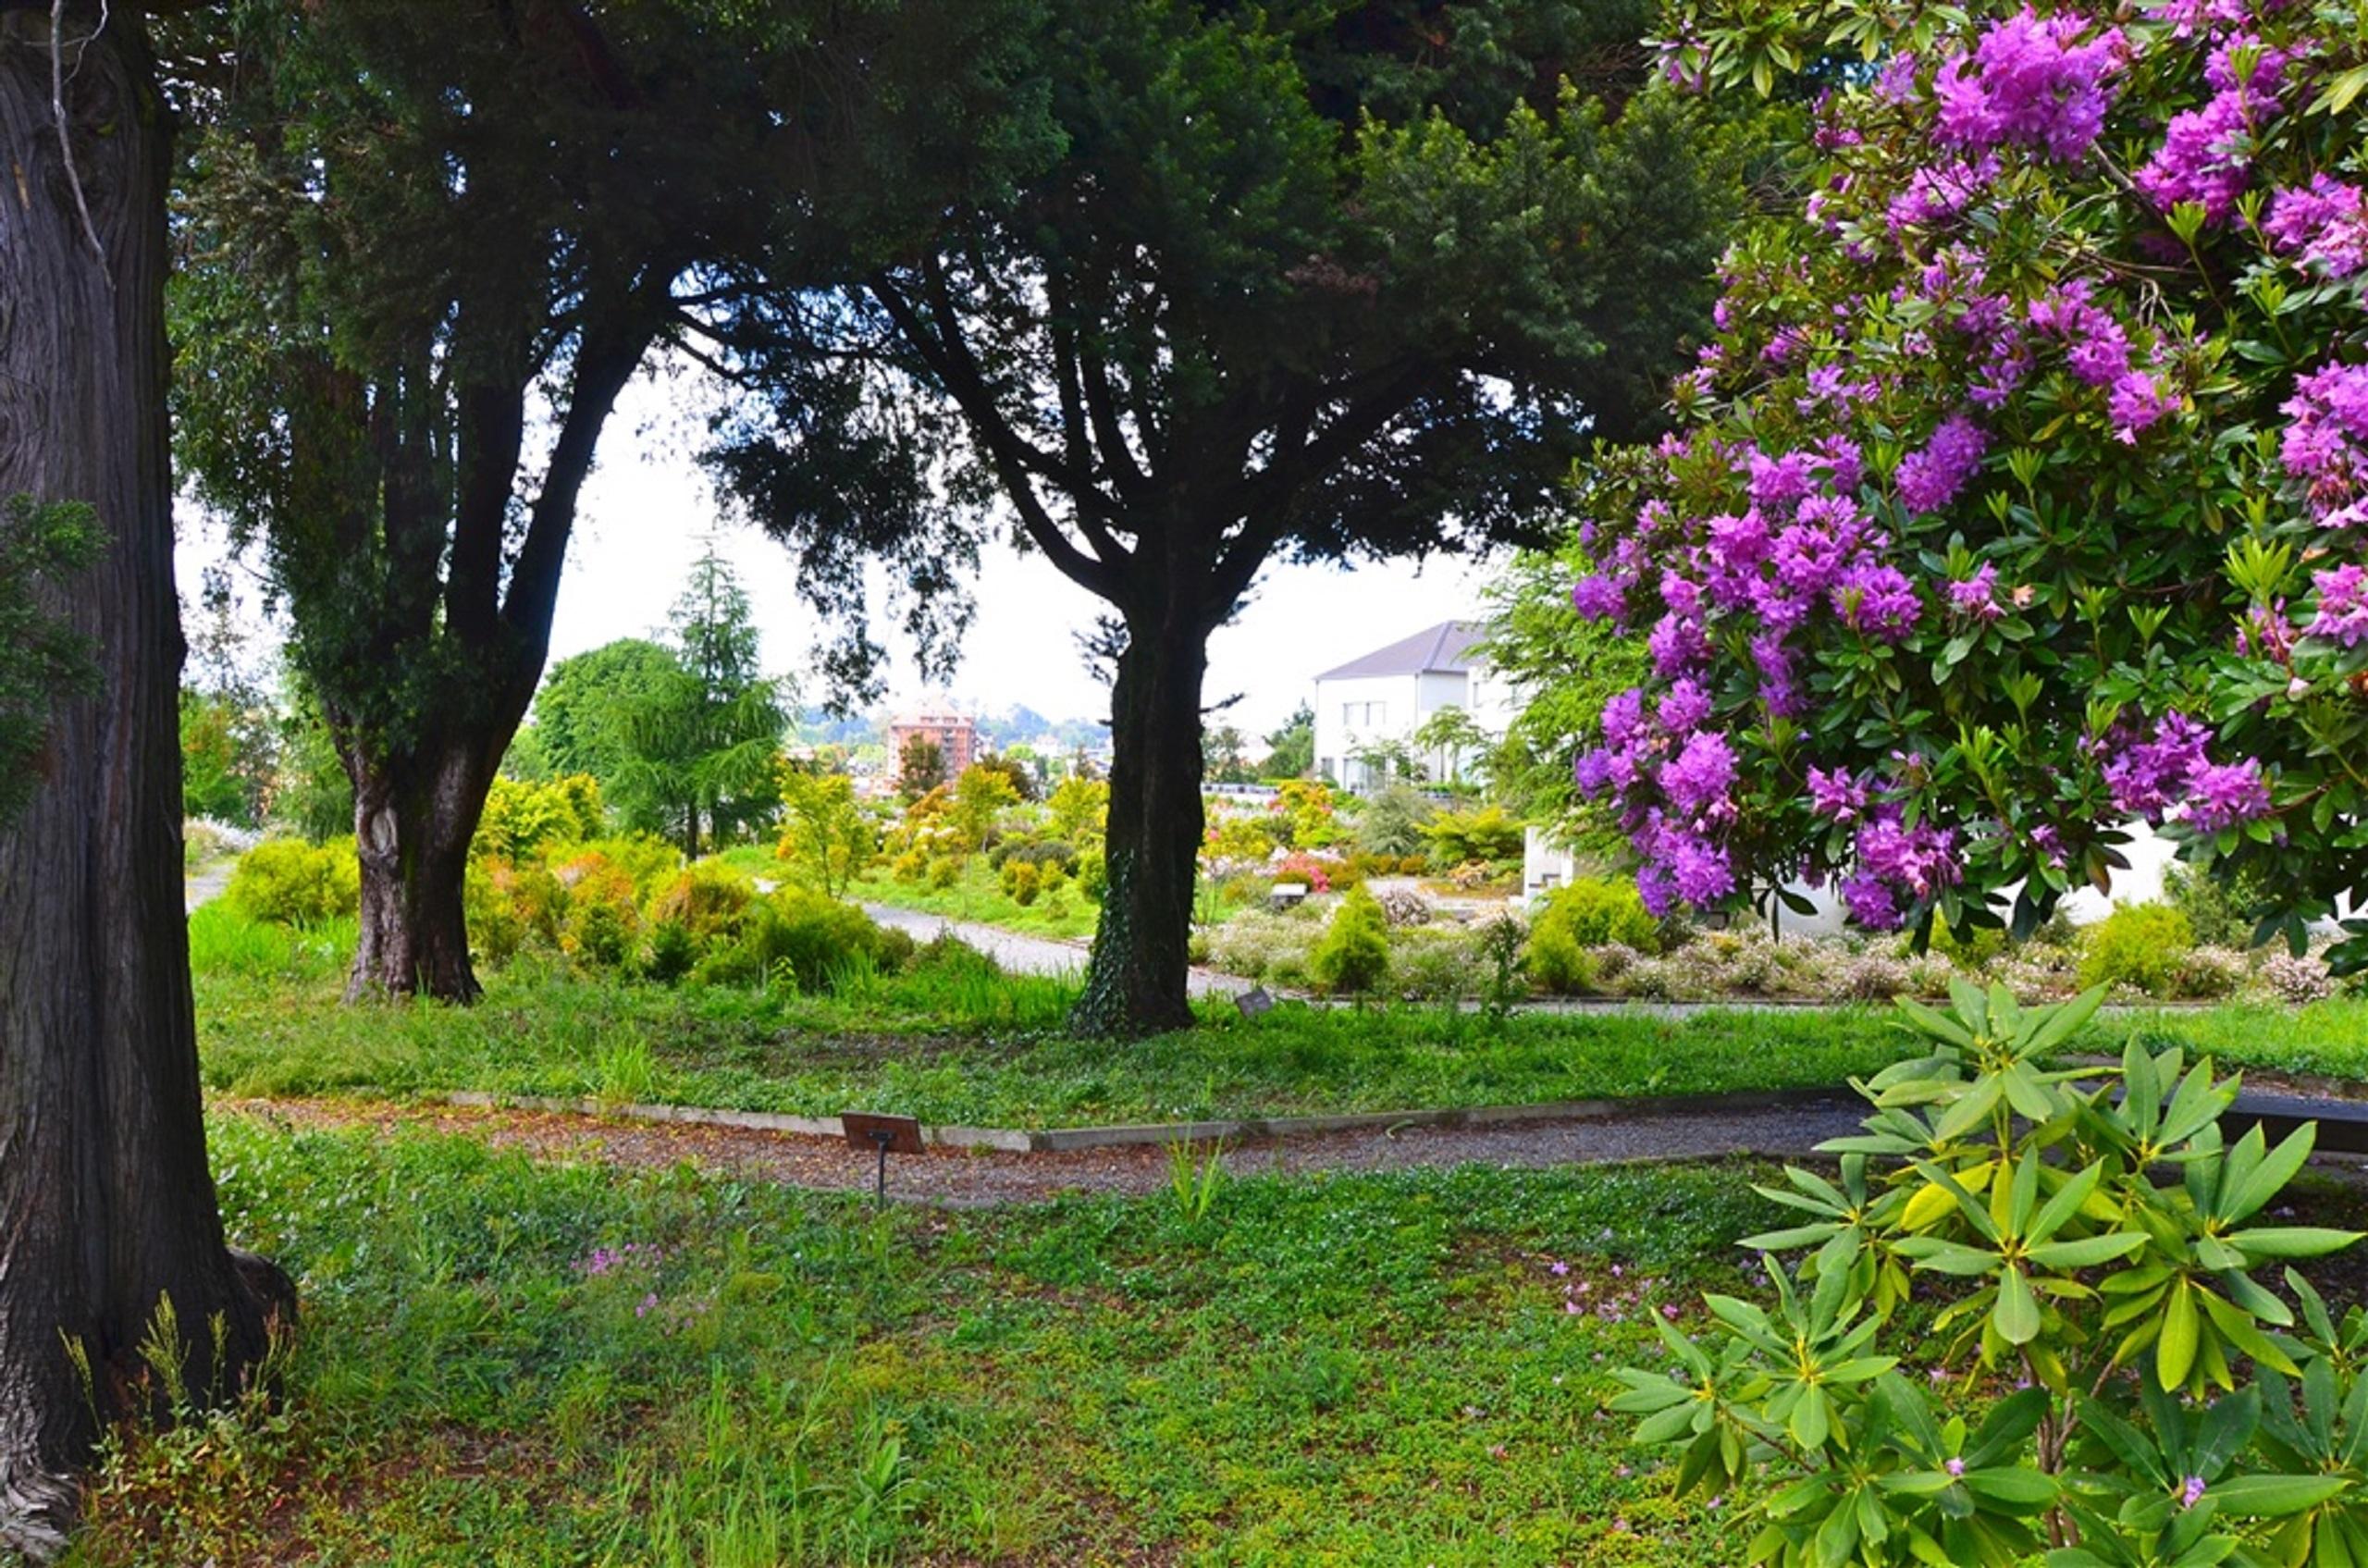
1567, 0, 2367, 962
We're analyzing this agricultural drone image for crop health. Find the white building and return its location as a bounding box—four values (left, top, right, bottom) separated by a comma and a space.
1313, 621, 1514, 792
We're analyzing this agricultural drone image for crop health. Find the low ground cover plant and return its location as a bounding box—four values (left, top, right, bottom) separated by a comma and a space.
1615, 982, 2365, 1564
68, 1124, 1795, 1565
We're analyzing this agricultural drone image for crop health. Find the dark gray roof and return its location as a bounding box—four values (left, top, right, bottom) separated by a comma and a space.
1315, 621, 1484, 683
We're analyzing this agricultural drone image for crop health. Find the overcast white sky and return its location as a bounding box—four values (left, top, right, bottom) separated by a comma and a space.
177, 368, 1503, 739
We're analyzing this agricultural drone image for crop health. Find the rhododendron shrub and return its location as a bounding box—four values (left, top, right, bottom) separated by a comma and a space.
1572, 0, 2368, 967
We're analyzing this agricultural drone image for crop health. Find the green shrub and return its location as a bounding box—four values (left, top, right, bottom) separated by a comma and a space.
1928, 914, 2008, 969
698, 886, 890, 991
226, 837, 360, 927
1421, 804, 1524, 870
1535, 876, 1661, 954
1523, 919, 1599, 995
474, 773, 605, 862
1353, 784, 1437, 858
2163, 861, 2274, 949
991, 836, 1078, 875
1077, 849, 1106, 903
644, 863, 757, 948
555, 853, 642, 968
640, 920, 699, 986
1308, 887, 1390, 994
2076, 903, 2194, 996
927, 856, 962, 890
1001, 860, 1043, 906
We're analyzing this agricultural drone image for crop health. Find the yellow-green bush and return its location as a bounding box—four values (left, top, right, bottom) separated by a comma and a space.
1308, 886, 1390, 994
1534, 876, 1662, 954
2076, 903, 2194, 996
226, 837, 360, 927
1001, 860, 1042, 906
474, 773, 605, 862
555, 853, 642, 967
696, 886, 904, 991
1523, 920, 1600, 994
644, 863, 758, 948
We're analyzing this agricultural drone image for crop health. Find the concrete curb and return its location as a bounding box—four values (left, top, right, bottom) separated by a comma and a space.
441, 1084, 1858, 1154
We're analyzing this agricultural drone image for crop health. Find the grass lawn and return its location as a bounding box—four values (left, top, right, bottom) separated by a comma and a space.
709, 846, 1109, 942
69, 1117, 1787, 1566
191, 920, 2368, 1132
193, 904, 1951, 1124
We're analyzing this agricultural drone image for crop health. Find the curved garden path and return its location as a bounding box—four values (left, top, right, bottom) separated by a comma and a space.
220, 1092, 1869, 1207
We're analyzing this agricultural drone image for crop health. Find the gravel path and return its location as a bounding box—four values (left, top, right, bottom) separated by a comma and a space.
857, 903, 1256, 999
219, 1093, 1867, 1207
185, 861, 235, 913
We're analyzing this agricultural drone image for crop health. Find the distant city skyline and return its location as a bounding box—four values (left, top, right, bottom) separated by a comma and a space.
174, 370, 1510, 739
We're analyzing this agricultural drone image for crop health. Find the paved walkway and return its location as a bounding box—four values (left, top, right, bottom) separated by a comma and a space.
858, 903, 1257, 999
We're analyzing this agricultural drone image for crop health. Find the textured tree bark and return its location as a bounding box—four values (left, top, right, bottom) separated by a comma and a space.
0, 8, 294, 1559
344, 735, 500, 1003
1070, 607, 1209, 1039
333, 328, 645, 1005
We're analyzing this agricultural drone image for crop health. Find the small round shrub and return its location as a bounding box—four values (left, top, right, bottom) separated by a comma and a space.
464, 860, 528, 966
1523, 920, 1599, 994
2259, 951, 2335, 1005
1534, 876, 1662, 954
927, 856, 962, 890
698, 887, 890, 991
1308, 886, 1390, 994
1927, 916, 2007, 971
2173, 945, 2247, 1000
644, 864, 757, 948
2076, 904, 2194, 997
1392, 924, 1482, 1001
640, 920, 700, 986
227, 837, 360, 927
1078, 849, 1107, 903
1002, 860, 1043, 906
557, 854, 642, 967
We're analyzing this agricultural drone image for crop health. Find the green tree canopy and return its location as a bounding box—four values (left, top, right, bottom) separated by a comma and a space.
610, 548, 790, 858
713, 0, 1739, 1034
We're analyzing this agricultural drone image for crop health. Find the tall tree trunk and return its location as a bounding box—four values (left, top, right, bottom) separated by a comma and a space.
344, 734, 500, 1002
1071, 607, 1208, 1039
0, 11, 294, 1557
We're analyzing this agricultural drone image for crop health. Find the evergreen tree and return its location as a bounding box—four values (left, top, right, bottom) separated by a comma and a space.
716, 0, 1737, 1034
1, 8, 291, 1549
1262, 703, 1316, 782
611, 548, 789, 858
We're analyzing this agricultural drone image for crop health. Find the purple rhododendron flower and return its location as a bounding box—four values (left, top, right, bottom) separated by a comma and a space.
1648, 613, 1711, 677
2103, 710, 2214, 822
2307, 564, 2368, 646
1895, 414, 1989, 512
1659, 731, 1738, 815
1948, 563, 2003, 620
1601, 688, 1647, 749
1807, 766, 1869, 823
1571, 574, 1627, 622
1931, 7, 2124, 163
2108, 371, 2177, 442
1840, 869, 1902, 929
1668, 836, 1736, 904
2280, 362, 2368, 526
1832, 562, 1922, 640
1658, 678, 1712, 736
2187, 759, 2271, 833
2264, 177, 2368, 278
2134, 90, 2256, 224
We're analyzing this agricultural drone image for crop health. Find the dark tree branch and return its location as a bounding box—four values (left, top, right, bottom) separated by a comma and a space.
870, 272, 1123, 599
